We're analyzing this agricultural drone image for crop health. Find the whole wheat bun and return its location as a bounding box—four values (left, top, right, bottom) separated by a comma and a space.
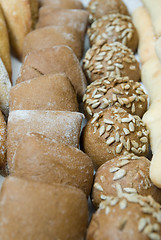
0, 176, 88, 240
92, 154, 161, 208
11, 133, 94, 196
17, 46, 87, 101
7, 110, 83, 171
81, 107, 149, 169
39, 0, 83, 9
10, 74, 78, 112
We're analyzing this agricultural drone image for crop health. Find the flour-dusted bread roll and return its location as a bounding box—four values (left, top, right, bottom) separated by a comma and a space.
0, 58, 11, 118
7, 110, 83, 171
0, 0, 38, 58
132, 7, 156, 64
23, 26, 83, 60
0, 6, 12, 80
10, 74, 78, 112
82, 107, 149, 169
87, 187, 161, 240
83, 42, 140, 84
155, 37, 161, 63
141, 0, 161, 37
37, 7, 89, 41
17, 46, 87, 101
87, 0, 129, 23
92, 154, 161, 208
11, 133, 94, 196
150, 143, 161, 189
0, 176, 88, 240
39, 0, 83, 9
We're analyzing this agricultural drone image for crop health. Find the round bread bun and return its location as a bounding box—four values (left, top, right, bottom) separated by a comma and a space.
88, 14, 138, 52
83, 76, 147, 119
87, 187, 161, 240
83, 42, 140, 84
81, 107, 149, 169
0, 111, 6, 170
87, 0, 129, 23
92, 154, 161, 208
0, 176, 88, 240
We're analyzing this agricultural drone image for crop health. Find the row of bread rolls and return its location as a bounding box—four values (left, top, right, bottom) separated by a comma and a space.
0, 0, 96, 239
80, 0, 161, 239
132, 2, 161, 189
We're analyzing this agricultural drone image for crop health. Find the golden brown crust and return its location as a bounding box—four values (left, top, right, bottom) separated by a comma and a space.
83, 77, 147, 119
92, 154, 161, 208
10, 74, 79, 112
83, 42, 140, 84
0, 176, 88, 240
11, 133, 94, 196
88, 14, 138, 52
39, 0, 83, 9
29, 0, 38, 29
81, 107, 149, 169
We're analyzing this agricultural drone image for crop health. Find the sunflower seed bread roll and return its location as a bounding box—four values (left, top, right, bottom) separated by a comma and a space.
132, 6, 156, 64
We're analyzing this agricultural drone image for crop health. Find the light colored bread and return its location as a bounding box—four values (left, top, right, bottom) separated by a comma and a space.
0, 176, 88, 240
132, 6, 156, 64
155, 37, 161, 63
7, 110, 83, 171
0, 6, 12, 79
29, 0, 38, 28
11, 133, 94, 196
10, 74, 78, 112
17, 46, 87, 101
150, 142, 161, 188
39, 0, 83, 9
23, 26, 83, 60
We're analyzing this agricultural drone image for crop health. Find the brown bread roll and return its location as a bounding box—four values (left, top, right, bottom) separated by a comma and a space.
83, 42, 140, 84
88, 14, 138, 52
23, 26, 84, 60
10, 74, 78, 112
7, 110, 83, 171
17, 46, 87, 101
83, 76, 147, 119
81, 107, 149, 169
87, 0, 129, 23
39, 0, 83, 9
11, 133, 94, 196
92, 154, 161, 208
0, 176, 88, 240
87, 187, 161, 240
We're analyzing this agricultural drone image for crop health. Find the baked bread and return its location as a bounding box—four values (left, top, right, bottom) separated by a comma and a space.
7, 110, 83, 171
83, 76, 147, 119
10, 74, 78, 112
87, 187, 161, 240
11, 133, 94, 196
0, 176, 88, 240
87, 0, 129, 23
0, 6, 12, 79
23, 26, 83, 60
29, 0, 38, 29
0, 0, 38, 58
88, 14, 138, 52
39, 0, 83, 9
92, 154, 161, 208
83, 42, 140, 84
0, 111, 6, 170
81, 107, 149, 169
37, 7, 89, 41
17, 46, 87, 101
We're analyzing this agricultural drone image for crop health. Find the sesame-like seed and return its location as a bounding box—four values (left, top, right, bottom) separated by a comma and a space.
131, 147, 139, 154
139, 96, 146, 102
144, 224, 153, 234
95, 55, 104, 61
140, 137, 148, 143
95, 64, 103, 70
92, 102, 101, 109
129, 122, 135, 132
137, 131, 142, 137
94, 182, 103, 191
121, 118, 131, 123
114, 63, 124, 69
86, 106, 92, 116
131, 140, 139, 148
115, 132, 120, 142
104, 119, 114, 124
116, 183, 123, 197
106, 125, 112, 132
138, 218, 148, 232
116, 143, 123, 153
142, 144, 147, 153
119, 199, 128, 210
148, 233, 161, 240
92, 88, 97, 98
107, 66, 115, 71
109, 167, 120, 173
105, 206, 111, 215
130, 65, 136, 70
131, 103, 136, 113
124, 188, 137, 193
122, 37, 127, 45
117, 160, 130, 167
106, 137, 115, 145
99, 125, 106, 136
113, 169, 126, 181
94, 94, 103, 99
153, 224, 160, 232
113, 87, 121, 94
142, 207, 154, 214
123, 128, 130, 135
110, 198, 119, 206
118, 97, 124, 105
126, 138, 130, 151
100, 194, 108, 200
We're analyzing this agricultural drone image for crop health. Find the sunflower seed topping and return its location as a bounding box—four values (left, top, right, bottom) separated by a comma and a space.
116, 143, 123, 153
109, 167, 120, 173
94, 182, 103, 191
113, 169, 126, 181
119, 199, 128, 209
104, 119, 114, 124
99, 125, 106, 136
106, 137, 115, 145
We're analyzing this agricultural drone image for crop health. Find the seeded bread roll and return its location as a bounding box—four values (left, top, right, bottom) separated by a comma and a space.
92, 154, 161, 208
11, 133, 94, 196
87, 0, 129, 23
39, 0, 83, 9
37, 7, 89, 41
17, 46, 87, 101
83, 42, 140, 84
88, 14, 138, 52
10, 74, 78, 112
0, 176, 88, 240
23, 26, 84, 60
7, 110, 83, 171
87, 187, 161, 240
81, 107, 149, 169
83, 76, 147, 119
